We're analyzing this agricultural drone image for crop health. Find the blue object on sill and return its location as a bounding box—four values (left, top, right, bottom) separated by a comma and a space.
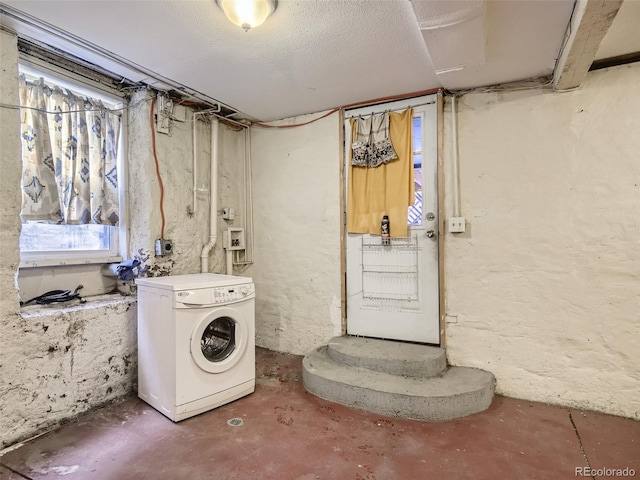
116, 259, 141, 281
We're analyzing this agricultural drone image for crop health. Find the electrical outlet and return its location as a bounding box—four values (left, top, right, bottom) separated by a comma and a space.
448, 217, 466, 233
155, 238, 173, 256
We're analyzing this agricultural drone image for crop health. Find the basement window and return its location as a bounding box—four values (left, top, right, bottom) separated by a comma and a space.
18, 63, 126, 268
408, 114, 423, 227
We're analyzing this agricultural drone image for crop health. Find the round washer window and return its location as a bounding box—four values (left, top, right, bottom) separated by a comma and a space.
201, 317, 236, 362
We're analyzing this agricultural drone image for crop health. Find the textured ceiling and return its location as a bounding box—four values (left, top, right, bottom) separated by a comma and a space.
0, 0, 637, 122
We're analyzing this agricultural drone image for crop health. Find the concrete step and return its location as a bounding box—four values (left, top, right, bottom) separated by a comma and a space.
302, 345, 495, 421
327, 336, 446, 378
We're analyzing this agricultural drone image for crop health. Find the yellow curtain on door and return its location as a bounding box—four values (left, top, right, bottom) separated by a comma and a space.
347, 108, 414, 237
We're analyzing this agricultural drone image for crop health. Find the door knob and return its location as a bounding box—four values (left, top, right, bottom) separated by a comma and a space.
426, 230, 436, 238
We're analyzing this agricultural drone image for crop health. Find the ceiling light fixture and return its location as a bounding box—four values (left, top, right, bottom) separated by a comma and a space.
216, 0, 276, 32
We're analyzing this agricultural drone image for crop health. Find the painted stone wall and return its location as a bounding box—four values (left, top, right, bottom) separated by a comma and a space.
0, 28, 245, 447
126, 92, 237, 277
218, 123, 250, 271
248, 112, 343, 355
0, 29, 138, 447
0, 28, 21, 319
443, 63, 640, 419
2, 297, 136, 448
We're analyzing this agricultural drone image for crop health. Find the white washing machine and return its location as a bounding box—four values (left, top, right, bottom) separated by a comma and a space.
135, 273, 255, 421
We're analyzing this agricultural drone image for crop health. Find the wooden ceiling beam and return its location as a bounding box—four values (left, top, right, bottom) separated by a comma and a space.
553, 0, 624, 91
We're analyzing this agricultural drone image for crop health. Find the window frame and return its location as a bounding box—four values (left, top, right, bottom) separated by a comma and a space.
17, 60, 127, 269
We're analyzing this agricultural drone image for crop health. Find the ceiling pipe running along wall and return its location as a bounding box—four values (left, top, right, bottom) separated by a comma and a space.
191, 112, 204, 216
451, 95, 461, 217
1, 4, 239, 115
191, 109, 221, 216
226, 126, 255, 273
192, 113, 198, 215
243, 127, 255, 264
200, 118, 219, 273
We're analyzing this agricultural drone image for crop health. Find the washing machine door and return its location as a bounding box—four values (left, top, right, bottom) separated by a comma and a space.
190, 307, 248, 374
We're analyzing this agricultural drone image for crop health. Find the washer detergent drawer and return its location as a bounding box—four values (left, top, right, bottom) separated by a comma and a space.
174, 289, 213, 307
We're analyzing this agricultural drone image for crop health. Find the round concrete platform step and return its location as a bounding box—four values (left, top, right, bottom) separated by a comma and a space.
327, 336, 446, 378
303, 346, 495, 421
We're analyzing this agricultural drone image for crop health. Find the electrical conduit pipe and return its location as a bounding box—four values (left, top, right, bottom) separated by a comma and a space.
192, 111, 198, 214
226, 248, 233, 276
200, 118, 219, 272
451, 95, 461, 217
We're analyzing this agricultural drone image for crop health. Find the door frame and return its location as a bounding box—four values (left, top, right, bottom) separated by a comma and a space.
339, 91, 447, 346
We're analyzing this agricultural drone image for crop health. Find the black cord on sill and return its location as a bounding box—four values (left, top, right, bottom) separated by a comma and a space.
20, 285, 86, 306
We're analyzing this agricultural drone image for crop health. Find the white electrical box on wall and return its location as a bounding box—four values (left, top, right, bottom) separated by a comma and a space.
222, 207, 235, 220
223, 228, 245, 250
448, 217, 466, 233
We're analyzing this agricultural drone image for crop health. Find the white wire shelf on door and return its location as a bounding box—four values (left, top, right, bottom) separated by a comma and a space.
360, 235, 419, 304
361, 236, 420, 249
362, 280, 419, 301
362, 292, 419, 302
362, 265, 417, 274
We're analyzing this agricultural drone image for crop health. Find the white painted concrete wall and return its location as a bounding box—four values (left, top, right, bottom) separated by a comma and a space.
126, 91, 240, 277
217, 121, 250, 274
0, 29, 246, 447
2, 297, 137, 448
443, 63, 640, 419
2, 28, 638, 451
248, 112, 343, 355
0, 28, 21, 319
0, 29, 137, 447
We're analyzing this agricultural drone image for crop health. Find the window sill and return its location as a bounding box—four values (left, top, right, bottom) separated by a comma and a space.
20, 293, 136, 317
19, 255, 123, 269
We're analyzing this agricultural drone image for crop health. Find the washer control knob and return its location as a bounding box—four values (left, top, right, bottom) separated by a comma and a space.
240, 286, 249, 296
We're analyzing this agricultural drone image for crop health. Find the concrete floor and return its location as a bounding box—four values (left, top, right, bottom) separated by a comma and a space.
1, 347, 638, 480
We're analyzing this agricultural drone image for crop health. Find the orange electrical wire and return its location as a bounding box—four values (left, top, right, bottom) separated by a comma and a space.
165, 87, 444, 131
251, 108, 340, 129
250, 87, 444, 129
150, 97, 166, 239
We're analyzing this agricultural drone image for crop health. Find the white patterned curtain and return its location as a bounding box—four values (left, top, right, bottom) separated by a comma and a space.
19, 75, 121, 225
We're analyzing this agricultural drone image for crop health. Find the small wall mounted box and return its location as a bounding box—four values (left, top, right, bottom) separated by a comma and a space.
448, 217, 466, 233
222, 207, 235, 220
155, 238, 173, 256
223, 228, 245, 251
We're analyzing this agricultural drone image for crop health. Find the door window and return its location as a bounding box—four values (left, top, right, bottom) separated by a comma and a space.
408, 114, 423, 227
201, 317, 236, 362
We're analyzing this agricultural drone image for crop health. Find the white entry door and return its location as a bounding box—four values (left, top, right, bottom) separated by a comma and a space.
345, 96, 439, 344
